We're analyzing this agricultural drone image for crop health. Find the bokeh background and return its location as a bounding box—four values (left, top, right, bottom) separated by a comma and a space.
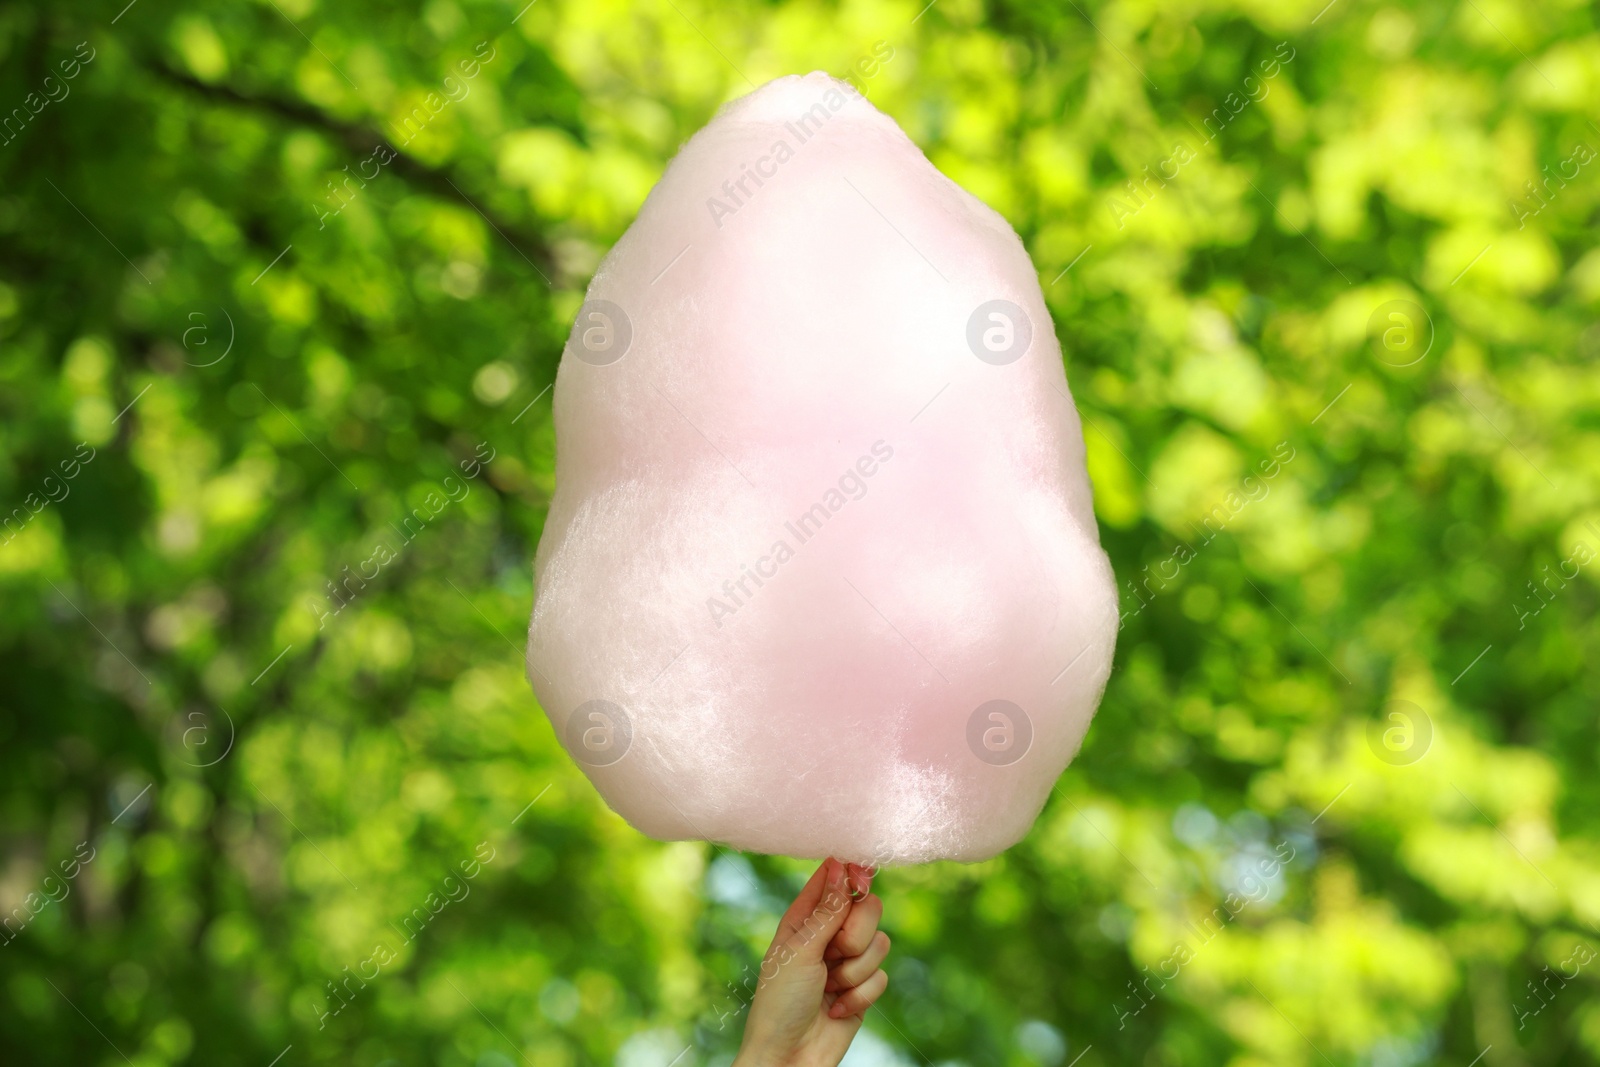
3, 0, 1599, 1064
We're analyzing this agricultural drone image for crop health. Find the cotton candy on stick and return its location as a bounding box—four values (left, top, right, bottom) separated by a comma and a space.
526, 73, 1117, 865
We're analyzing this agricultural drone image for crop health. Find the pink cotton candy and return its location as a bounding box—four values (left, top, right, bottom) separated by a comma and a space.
526, 73, 1117, 865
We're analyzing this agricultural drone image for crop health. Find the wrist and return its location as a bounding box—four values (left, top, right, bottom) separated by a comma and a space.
732, 1038, 789, 1067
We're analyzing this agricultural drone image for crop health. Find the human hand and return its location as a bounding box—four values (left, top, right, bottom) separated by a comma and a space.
734, 857, 891, 1067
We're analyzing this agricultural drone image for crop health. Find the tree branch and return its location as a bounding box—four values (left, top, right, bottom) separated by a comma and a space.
143, 62, 557, 280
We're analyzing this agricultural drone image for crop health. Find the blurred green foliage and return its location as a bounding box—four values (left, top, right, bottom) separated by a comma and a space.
2, 0, 1599, 1065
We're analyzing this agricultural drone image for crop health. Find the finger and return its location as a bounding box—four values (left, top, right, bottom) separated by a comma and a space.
845, 862, 875, 901
823, 893, 882, 960
781, 860, 853, 964
826, 931, 890, 992
827, 968, 888, 1018
770, 859, 831, 947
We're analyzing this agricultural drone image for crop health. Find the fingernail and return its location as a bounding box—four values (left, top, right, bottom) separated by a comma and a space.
846, 862, 873, 900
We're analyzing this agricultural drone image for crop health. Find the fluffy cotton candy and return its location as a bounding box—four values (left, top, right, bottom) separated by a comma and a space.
526, 72, 1117, 865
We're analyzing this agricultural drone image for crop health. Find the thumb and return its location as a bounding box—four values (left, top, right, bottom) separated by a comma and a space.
781, 858, 853, 965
